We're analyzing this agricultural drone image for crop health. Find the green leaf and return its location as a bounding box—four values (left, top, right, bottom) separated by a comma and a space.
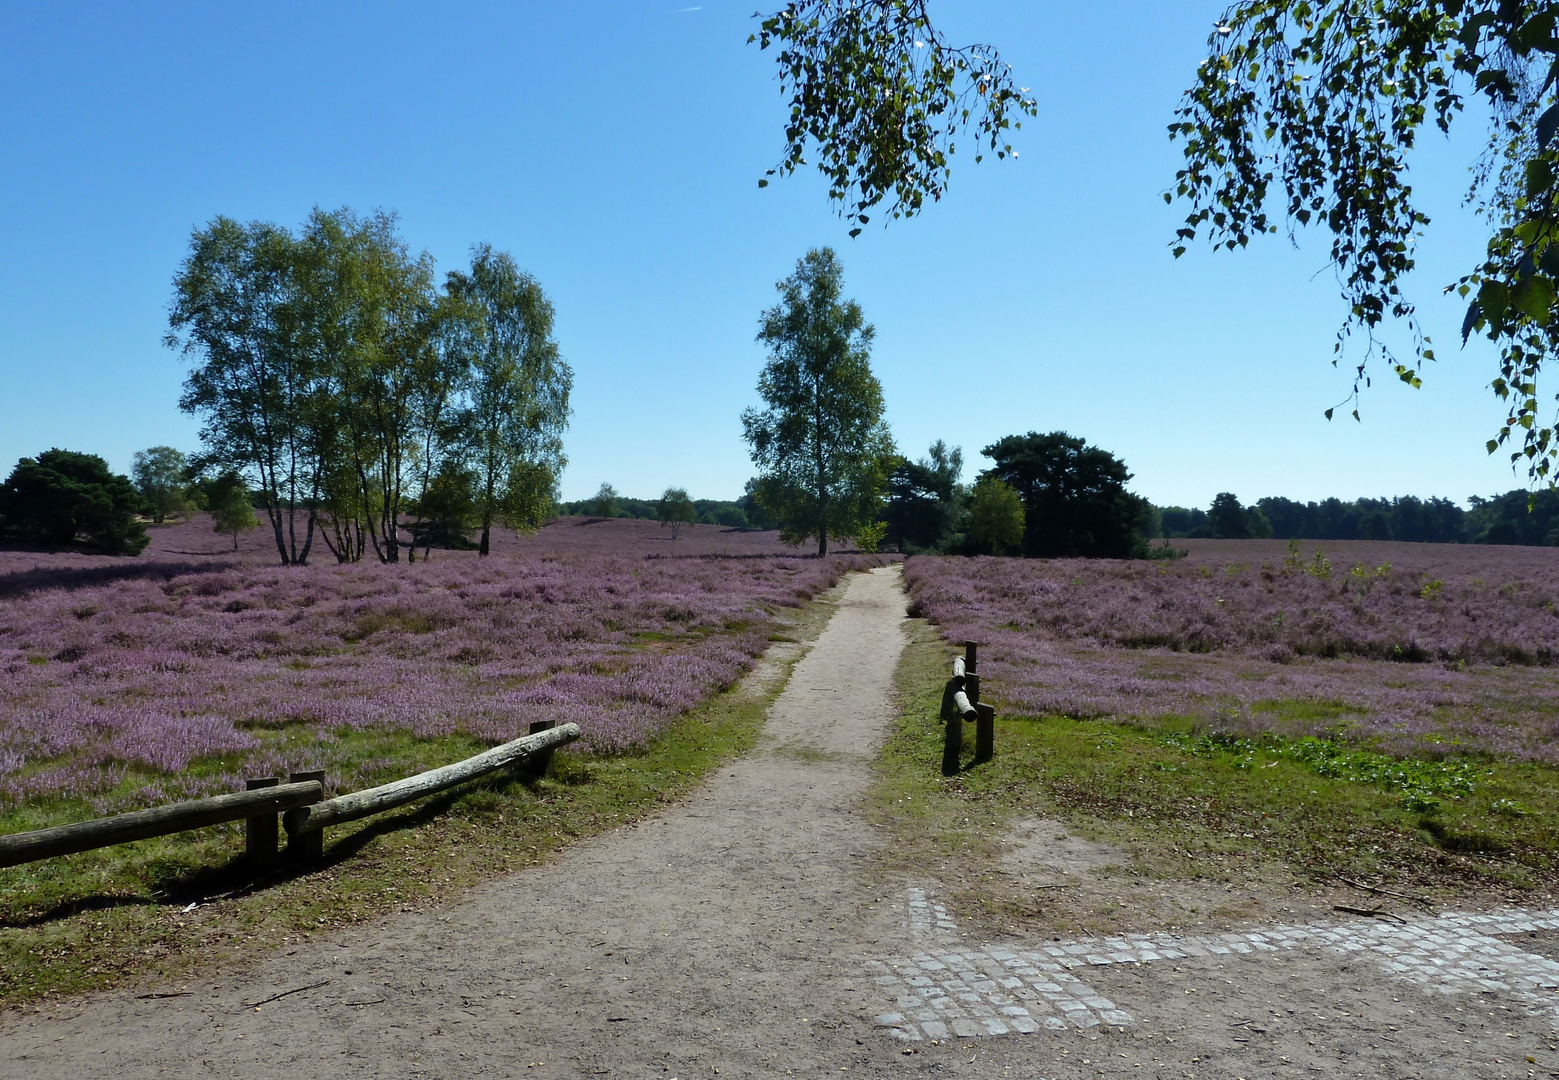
1527, 159, 1555, 199
1541, 102, 1559, 148
1479, 280, 1510, 328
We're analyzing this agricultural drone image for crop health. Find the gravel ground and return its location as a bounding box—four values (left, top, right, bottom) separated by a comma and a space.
4, 565, 1558, 1079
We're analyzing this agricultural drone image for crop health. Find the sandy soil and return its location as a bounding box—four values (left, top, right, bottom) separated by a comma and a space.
5, 565, 1559, 1079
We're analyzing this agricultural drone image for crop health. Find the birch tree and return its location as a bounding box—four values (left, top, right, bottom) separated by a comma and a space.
446, 245, 571, 555
742, 248, 895, 555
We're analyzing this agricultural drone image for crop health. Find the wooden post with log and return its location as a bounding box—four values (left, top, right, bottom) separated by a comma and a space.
284, 722, 581, 864
245, 776, 281, 869
286, 771, 327, 864
523, 720, 559, 779
0, 779, 324, 869
0, 721, 582, 873
940, 641, 995, 775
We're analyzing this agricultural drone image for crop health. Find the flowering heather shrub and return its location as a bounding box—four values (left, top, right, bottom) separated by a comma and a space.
1, 516, 884, 811
904, 543, 1559, 763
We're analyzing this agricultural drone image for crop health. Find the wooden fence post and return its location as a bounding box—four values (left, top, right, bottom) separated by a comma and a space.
244, 777, 280, 870
964, 641, 996, 763
974, 703, 996, 765
522, 720, 558, 779
287, 771, 327, 864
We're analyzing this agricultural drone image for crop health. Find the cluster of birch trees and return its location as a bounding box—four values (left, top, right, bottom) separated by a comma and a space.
167, 208, 571, 565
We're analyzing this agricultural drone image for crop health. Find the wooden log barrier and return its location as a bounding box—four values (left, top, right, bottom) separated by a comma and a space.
245, 776, 281, 869
283, 723, 582, 860
974, 702, 996, 765
286, 770, 327, 864
0, 780, 324, 869
523, 719, 559, 779
951, 690, 977, 718
941, 642, 994, 776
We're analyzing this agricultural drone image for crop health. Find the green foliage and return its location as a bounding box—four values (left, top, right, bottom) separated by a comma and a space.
750, 1, 1036, 234
0, 449, 148, 554
591, 482, 620, 519
885, 440, 966, 552
741, 248, 897, 555
965, 474, 1024, 555
169, 216, 322, 565
656, 486, 698, 539
444, 244, 571, 557
1168, 1, 1559, 479
1159, 505, 1207, 537
1278, 540, 1334, 580
169, 211, 569, 567
500, 459, 558, 537
411, 460, 478, 553
207, 471, 259, 550
1467, 488, 1559, 545
1162, 732, 1485, 815
1256, 494, 1470, 543
1144, 539, 1189, 561
853, 519, 889, 553
1207, 491, 1271, 539
979, 431, 1152, 559
130, 446, 194, 524
1207, 491, 1249, 539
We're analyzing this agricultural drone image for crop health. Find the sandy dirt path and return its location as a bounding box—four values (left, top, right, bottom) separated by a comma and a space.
1, 566, 911, 1079
9, 564, 1559, 1079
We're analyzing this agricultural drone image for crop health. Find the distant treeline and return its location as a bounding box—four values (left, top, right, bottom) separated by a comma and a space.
557, 482, 772, 530
1157, 490, 1559, 546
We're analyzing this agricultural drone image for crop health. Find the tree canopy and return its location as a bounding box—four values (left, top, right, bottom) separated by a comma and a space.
1207, 491, 1273, 539
169, 209, 568, 566
980, 432, 1152, 559
742, 248, 896, 555
131, 446, 193, 524
884, 440, 965, 552
657, 487, 698, 539
445, 244, 571, 555
1169, 1, 1559, 480
207, 471, 259, 550
965, 473, 1025, 555
751, 1, 1035, 234
0, 449, 148, 555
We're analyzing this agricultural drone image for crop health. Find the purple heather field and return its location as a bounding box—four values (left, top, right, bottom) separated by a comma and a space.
904, 539, 1559, 763
0, 515, 884, 812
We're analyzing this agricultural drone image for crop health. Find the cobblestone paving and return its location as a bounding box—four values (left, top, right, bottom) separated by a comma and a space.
870, 887, 1559, 1042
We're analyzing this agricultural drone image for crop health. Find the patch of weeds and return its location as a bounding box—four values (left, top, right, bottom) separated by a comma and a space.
1492, 798, 1529, 818
1161, 731, 1487, 811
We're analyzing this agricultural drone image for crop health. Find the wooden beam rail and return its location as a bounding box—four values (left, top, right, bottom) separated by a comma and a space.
0, 781, 323, 869
941, 641, 995, 776
283, 722, 581, 860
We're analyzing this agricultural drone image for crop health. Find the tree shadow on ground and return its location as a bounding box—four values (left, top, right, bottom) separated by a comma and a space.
0, 559, 239, 599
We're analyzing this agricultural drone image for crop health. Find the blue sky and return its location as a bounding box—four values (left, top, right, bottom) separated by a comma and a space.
0, 1, 1531, 508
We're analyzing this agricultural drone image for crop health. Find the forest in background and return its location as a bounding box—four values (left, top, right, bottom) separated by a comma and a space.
1155, 491, 1559, 547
